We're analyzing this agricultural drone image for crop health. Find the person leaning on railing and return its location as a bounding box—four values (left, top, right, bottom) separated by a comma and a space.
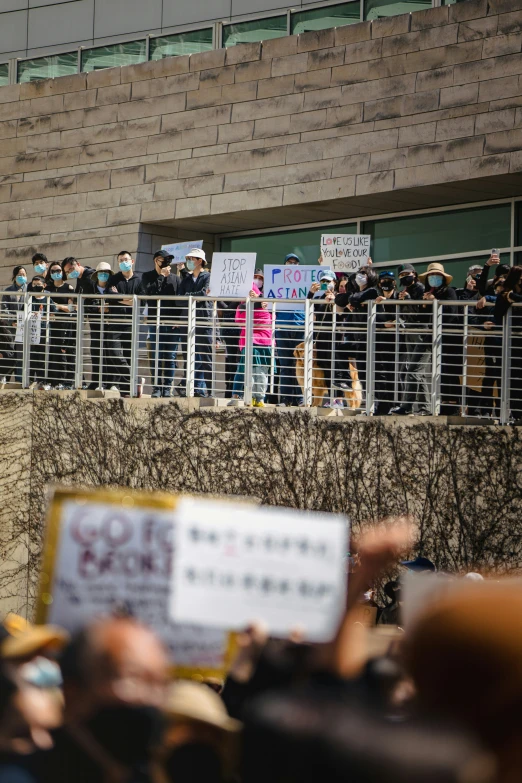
44, 262, 76, 391
0, 265, 28, 385
307, 270, 338, 408
374, 271, 399, 416
178, 248, 213, 399
83, 262, 114, 392
493, 265, 522, 423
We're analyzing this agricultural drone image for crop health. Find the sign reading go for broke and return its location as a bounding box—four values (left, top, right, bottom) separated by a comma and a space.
321, 234, 371, 272
209, 252, 257, 297
36, 488, 229, 679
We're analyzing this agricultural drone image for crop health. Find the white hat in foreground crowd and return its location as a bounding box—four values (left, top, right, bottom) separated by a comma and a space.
185, 248, 206, 261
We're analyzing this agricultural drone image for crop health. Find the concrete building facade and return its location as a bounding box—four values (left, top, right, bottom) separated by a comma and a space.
1, 0, 522, 284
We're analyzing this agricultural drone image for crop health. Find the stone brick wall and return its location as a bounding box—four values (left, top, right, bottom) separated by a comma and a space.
1, 0, 522, 281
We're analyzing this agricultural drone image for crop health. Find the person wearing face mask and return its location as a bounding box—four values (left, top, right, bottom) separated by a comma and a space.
334, 265, 379, 405
142, 250, 181, 398
28, 276, 57, 391
83, 262, 114, 391
476, 252, 511, 297
28, 254, 49, 290
373, 271, 398, 415
179, 248, 213, 398
45, 264, 76, 390
307, 270, 340, 407
390, 265, 429, 416
36, 617, 168, 783
104, 251, 144, 397
61, 257, 96, 295
1, 266, 28, 384
493, 265, 522, 422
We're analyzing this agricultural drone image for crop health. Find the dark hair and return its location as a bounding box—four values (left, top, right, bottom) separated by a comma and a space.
62, 256, 78, 270
12, 265, 26, 281
32, 253, 48, 265
31, 275, 46, 286
46, 263, 63, 282
502, 265, 522, 294
117, 250, 133, 259
359, 266, 378, 288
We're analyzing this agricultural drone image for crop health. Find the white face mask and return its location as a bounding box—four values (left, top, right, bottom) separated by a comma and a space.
356, 273, 367, 288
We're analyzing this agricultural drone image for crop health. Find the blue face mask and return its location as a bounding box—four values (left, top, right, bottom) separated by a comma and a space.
98, 272, 110, 283
185, 260, 196, 272
68, 269, 80, 279
51, 271, 62, 281
16, 275, 27, 286
119, 260, 133, 272
428, 274, 444, 288
33, 263, 46, 275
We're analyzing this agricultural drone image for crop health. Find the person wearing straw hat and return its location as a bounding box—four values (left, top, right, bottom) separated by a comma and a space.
1, 614, 69, 664
153, 680, 241, 783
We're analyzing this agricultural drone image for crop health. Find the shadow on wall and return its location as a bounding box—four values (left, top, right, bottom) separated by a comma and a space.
1, 392, 521, 616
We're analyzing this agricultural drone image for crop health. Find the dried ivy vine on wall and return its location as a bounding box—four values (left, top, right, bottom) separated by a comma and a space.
1, 392, 521, 616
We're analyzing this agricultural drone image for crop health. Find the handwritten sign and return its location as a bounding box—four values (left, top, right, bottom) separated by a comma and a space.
264, 265, 332, 311
321, 234, 371, 272
15, 310, 42, 345
209, 253, 257, 298
161, 240, 204, 266
36, 488, 229, 678
170, 497, 348, 642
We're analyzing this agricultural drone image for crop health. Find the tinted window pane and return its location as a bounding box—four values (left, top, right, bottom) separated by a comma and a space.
223, 16, 287, 47
515, 200, 522, 246
291, 2, 360, 33
150, 28, 213, 60
17, 52, 77, 83
81, 40, 146, 72
220, 224, 357, 268
364, 0, 430, 19
363, 205, 511, 263
0, 63, 9, 87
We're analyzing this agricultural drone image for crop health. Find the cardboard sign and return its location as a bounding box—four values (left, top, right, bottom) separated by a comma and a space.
209, 253, 257, 298
321, 234, 371, 272
161, 240, 204, 266
264, 265, 332, 311
170, 497, 348, 642
15, 310, 42, 345
36, 488, 229, 679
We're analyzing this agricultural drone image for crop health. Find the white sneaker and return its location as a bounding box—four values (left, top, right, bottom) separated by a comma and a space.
95, 386, 105, 391
41, 384, 52, 391
332, 399, 345, 409
109, 386, 119, 392
227, 397, 242, 406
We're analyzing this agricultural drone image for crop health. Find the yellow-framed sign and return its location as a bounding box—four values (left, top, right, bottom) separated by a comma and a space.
36, 486, 234, 681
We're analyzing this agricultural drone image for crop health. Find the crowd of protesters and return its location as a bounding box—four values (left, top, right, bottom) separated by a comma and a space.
0, 519, 519, 783
1, 248, 521, 420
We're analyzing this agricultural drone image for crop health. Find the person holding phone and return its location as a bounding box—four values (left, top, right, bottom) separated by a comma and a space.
307, 270, 338, 406
477, 250, 511, 297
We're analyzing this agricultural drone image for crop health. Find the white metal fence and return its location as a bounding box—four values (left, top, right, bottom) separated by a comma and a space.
1, 290, 520, 424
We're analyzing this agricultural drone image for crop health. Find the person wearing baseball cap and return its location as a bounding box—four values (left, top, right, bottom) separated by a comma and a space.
142, 250, 182, 398
307, 269, 338, 407
276, 252, 306, 406
179, 248, 213, 398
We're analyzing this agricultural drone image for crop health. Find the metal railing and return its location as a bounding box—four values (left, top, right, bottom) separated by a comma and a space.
1, 291, 521, 424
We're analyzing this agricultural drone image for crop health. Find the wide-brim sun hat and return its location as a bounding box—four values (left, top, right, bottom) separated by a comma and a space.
0, 613, 69, 660
164, 681, 241, 733
418, 262, 453, 284
185, 248, 206, 261
96, 261, 112, 272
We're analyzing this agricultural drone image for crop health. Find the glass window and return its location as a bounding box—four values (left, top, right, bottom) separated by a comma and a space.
150, 28, 213, 60
223, 15, 287, 47
515, 200, 522, 247
220, 224, 357, 268
291, 2, 361, 34
363, 205, 511, 264
364, 0, 431, 19
17, 52, 77, 83
0, 63, 9, 87
81, 40, 147, 72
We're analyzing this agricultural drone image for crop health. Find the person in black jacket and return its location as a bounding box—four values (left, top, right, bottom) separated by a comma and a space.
81, 262, 115, 390
334, 265, 378, 402
374, 271, 399, 415
106, 251, 144, 397
179, 248, 213, 398
1, 266, 28, 384
390, 264, 429, 415
142, 250, 181, 398
307, 270, 337, 406
45, 262, 76, 389
493, 266, 522, 422
0, 324, 14, 383
477, 252, 510, 297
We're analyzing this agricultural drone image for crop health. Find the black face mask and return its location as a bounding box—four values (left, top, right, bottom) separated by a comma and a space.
400, 275, 414, 288
164, 743, 223, 783
380, 282, 394, 291
86, 704, 164, 766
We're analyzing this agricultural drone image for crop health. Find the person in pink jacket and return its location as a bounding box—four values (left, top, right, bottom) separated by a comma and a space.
228, 284, 273, 407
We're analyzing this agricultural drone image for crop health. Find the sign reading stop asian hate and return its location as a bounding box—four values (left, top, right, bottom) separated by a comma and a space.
264, 265, 332, 310
209, 253, 257, 298
321, 234, 371, 272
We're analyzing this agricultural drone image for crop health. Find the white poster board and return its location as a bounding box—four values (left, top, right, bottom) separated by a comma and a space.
264, 265, 332, 311
161, 240, 204, 265
209, 252, 257, 298
38, 491, 228, 675
321, 234, 371, 272
170, 497, 348, 642
15, 310, 42, 345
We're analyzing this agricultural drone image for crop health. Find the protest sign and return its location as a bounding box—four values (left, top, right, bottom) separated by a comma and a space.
209, 253, 257, 297
321, 234, 371, 272
15, 310, 42, 345
263, 265, 332, 311
36, 487, 229, 679
161, 240, 204, 265
170, 497, 348, 642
